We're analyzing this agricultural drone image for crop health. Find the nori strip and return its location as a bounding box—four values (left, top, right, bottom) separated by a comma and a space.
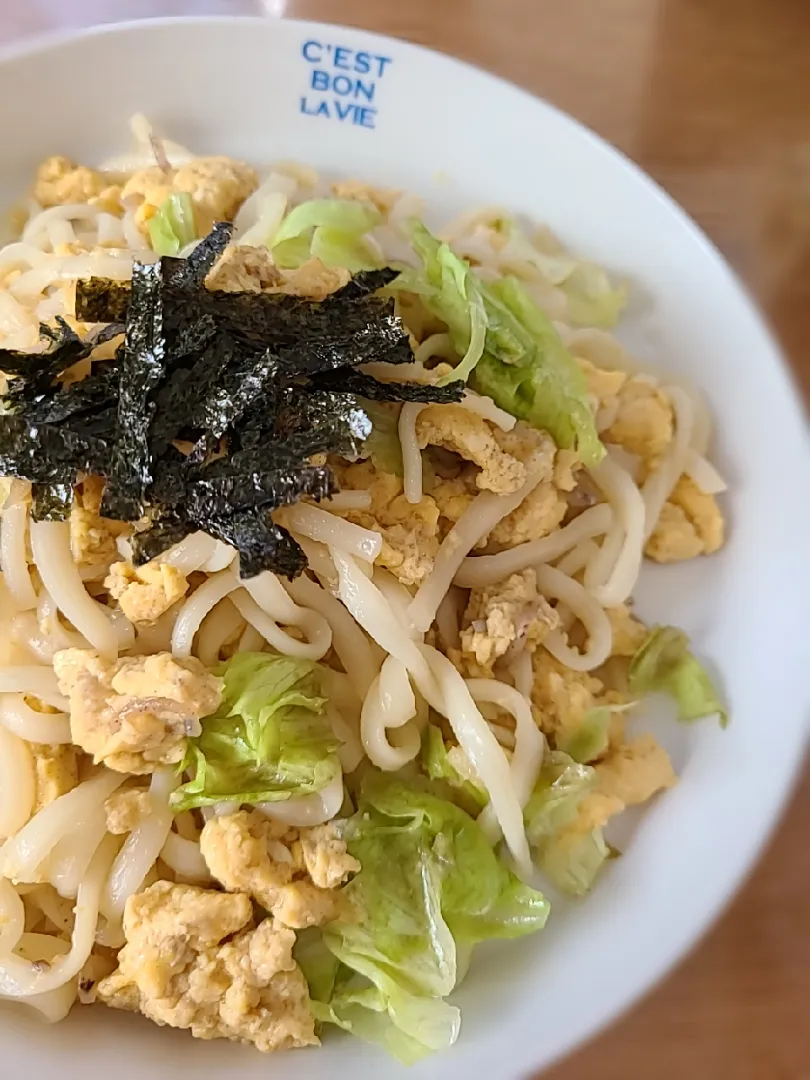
163, 221, 234, 288
31, 481, 73, 521
0, 416, 110, 483
262, 388, 371, 451
203, 512, 307, 579
101, 261, 166, 521
189, 346, 281, 439
328, 267, 400, 300
130, 507, 191, 566
2, 227, 473, 580
186, 465, 336, 518
22, 364, 119, 425
312, 368, 464, 403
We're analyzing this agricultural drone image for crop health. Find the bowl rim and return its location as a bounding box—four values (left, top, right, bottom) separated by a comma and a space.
0, 14, 807, 1076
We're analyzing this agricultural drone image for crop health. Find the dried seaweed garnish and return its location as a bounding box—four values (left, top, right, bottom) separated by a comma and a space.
204, 511, 307, 579
0, 415, 110, 483
101, 261, 166, 521
31, 481, 73, 521
1, 225, 464, 578
186, 465, 336, 518
130, 507, 190, 566
312, 368, 464, 403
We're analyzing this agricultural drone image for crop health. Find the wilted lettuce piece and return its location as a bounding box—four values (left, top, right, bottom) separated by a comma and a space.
313, 976, 461, 1065
540, 825, 611, 897
294, 927, 340, 1004
171, 652, 340, 811
397, 221, 603, 464
422, 724, 489, 812
523, 750, 610, 896
502, 222, 627, 328
399, 222, 488, 383
148, 192, 198, 256
472, 277, 604, 466
629, 626, 727, 726
317, 774, 548, 1061
556, 707, 612, 764
271, 198, 382, 271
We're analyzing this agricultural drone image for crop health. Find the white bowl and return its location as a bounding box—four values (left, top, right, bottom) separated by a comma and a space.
1, 16, 808, 1080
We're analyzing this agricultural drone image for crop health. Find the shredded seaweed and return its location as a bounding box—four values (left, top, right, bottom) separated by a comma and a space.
0, 225, 440, 578
312, 368, 464, 403
31, 481, 73, 521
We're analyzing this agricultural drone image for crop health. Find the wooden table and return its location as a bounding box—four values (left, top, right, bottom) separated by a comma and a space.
3, 1, 809, 1076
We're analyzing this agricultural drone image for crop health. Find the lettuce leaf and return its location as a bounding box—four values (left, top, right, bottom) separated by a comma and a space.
422, 724, 489, 813
472, 277, 604, 465
171, 652, 340, 811
523, 750, 610, 896
629, 626, 727, 726
397, 221, 603, 464
148, 192, 197, 256
398, 223, 488, 383
556, 707, 612, 764
317, 774, 548, 1061
270, 198, 382, 271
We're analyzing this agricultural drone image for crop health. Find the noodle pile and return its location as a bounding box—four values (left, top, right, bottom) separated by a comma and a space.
0, 117, 727, 1055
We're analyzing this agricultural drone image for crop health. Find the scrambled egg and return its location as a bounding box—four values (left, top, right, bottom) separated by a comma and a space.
460, 569, 559, 671
53, 649, 222, 774
595, 734, 677, 806
33, 156, 112, 207
646, 476, 725, 563
333, 461, 441, 586
274, 258, 351, 300
416, 405, 527, 494
105, 561, 189, 624
531, 650, 605, 744
425, 426, 564, 547
121, 156, 258, 234
206, 247, 349, 301
206, 244, 283, 292
69, 477, 127, 578
331, 179, 401, 215
487, 480, 567, 548
577, 357, 627, 408
97, 881, 317, 1052
605, 604, 647, 657
30, 744, 79, 813
556, 734, 676, 843
604, 376, 674, 463
105, 788, 152, 835
200, 812, 358, 929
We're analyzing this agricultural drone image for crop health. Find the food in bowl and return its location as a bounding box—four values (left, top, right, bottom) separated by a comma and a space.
0, 116, 726, 1062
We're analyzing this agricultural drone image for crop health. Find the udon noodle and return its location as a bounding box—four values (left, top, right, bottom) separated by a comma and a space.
0, 116, 727, 1059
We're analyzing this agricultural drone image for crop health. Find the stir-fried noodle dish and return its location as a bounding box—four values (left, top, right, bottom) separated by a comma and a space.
0, 117, 727, 1061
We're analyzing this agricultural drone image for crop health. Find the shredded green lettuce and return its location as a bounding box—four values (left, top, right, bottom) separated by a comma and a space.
315, 774, 548, 1062
555, 705, 630, 764
629, 625, 727, 726
147, 192, 197, 256
523, 750, 610, 896
472, 277, 604, 466
422, 724, 489, 813
270, 198, 382, 271
171, 652, 340, 811
397, 221, 604, 465
397, 223, 488, 384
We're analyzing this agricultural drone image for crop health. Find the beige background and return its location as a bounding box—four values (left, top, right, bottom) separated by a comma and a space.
2, 2, 809, 1076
